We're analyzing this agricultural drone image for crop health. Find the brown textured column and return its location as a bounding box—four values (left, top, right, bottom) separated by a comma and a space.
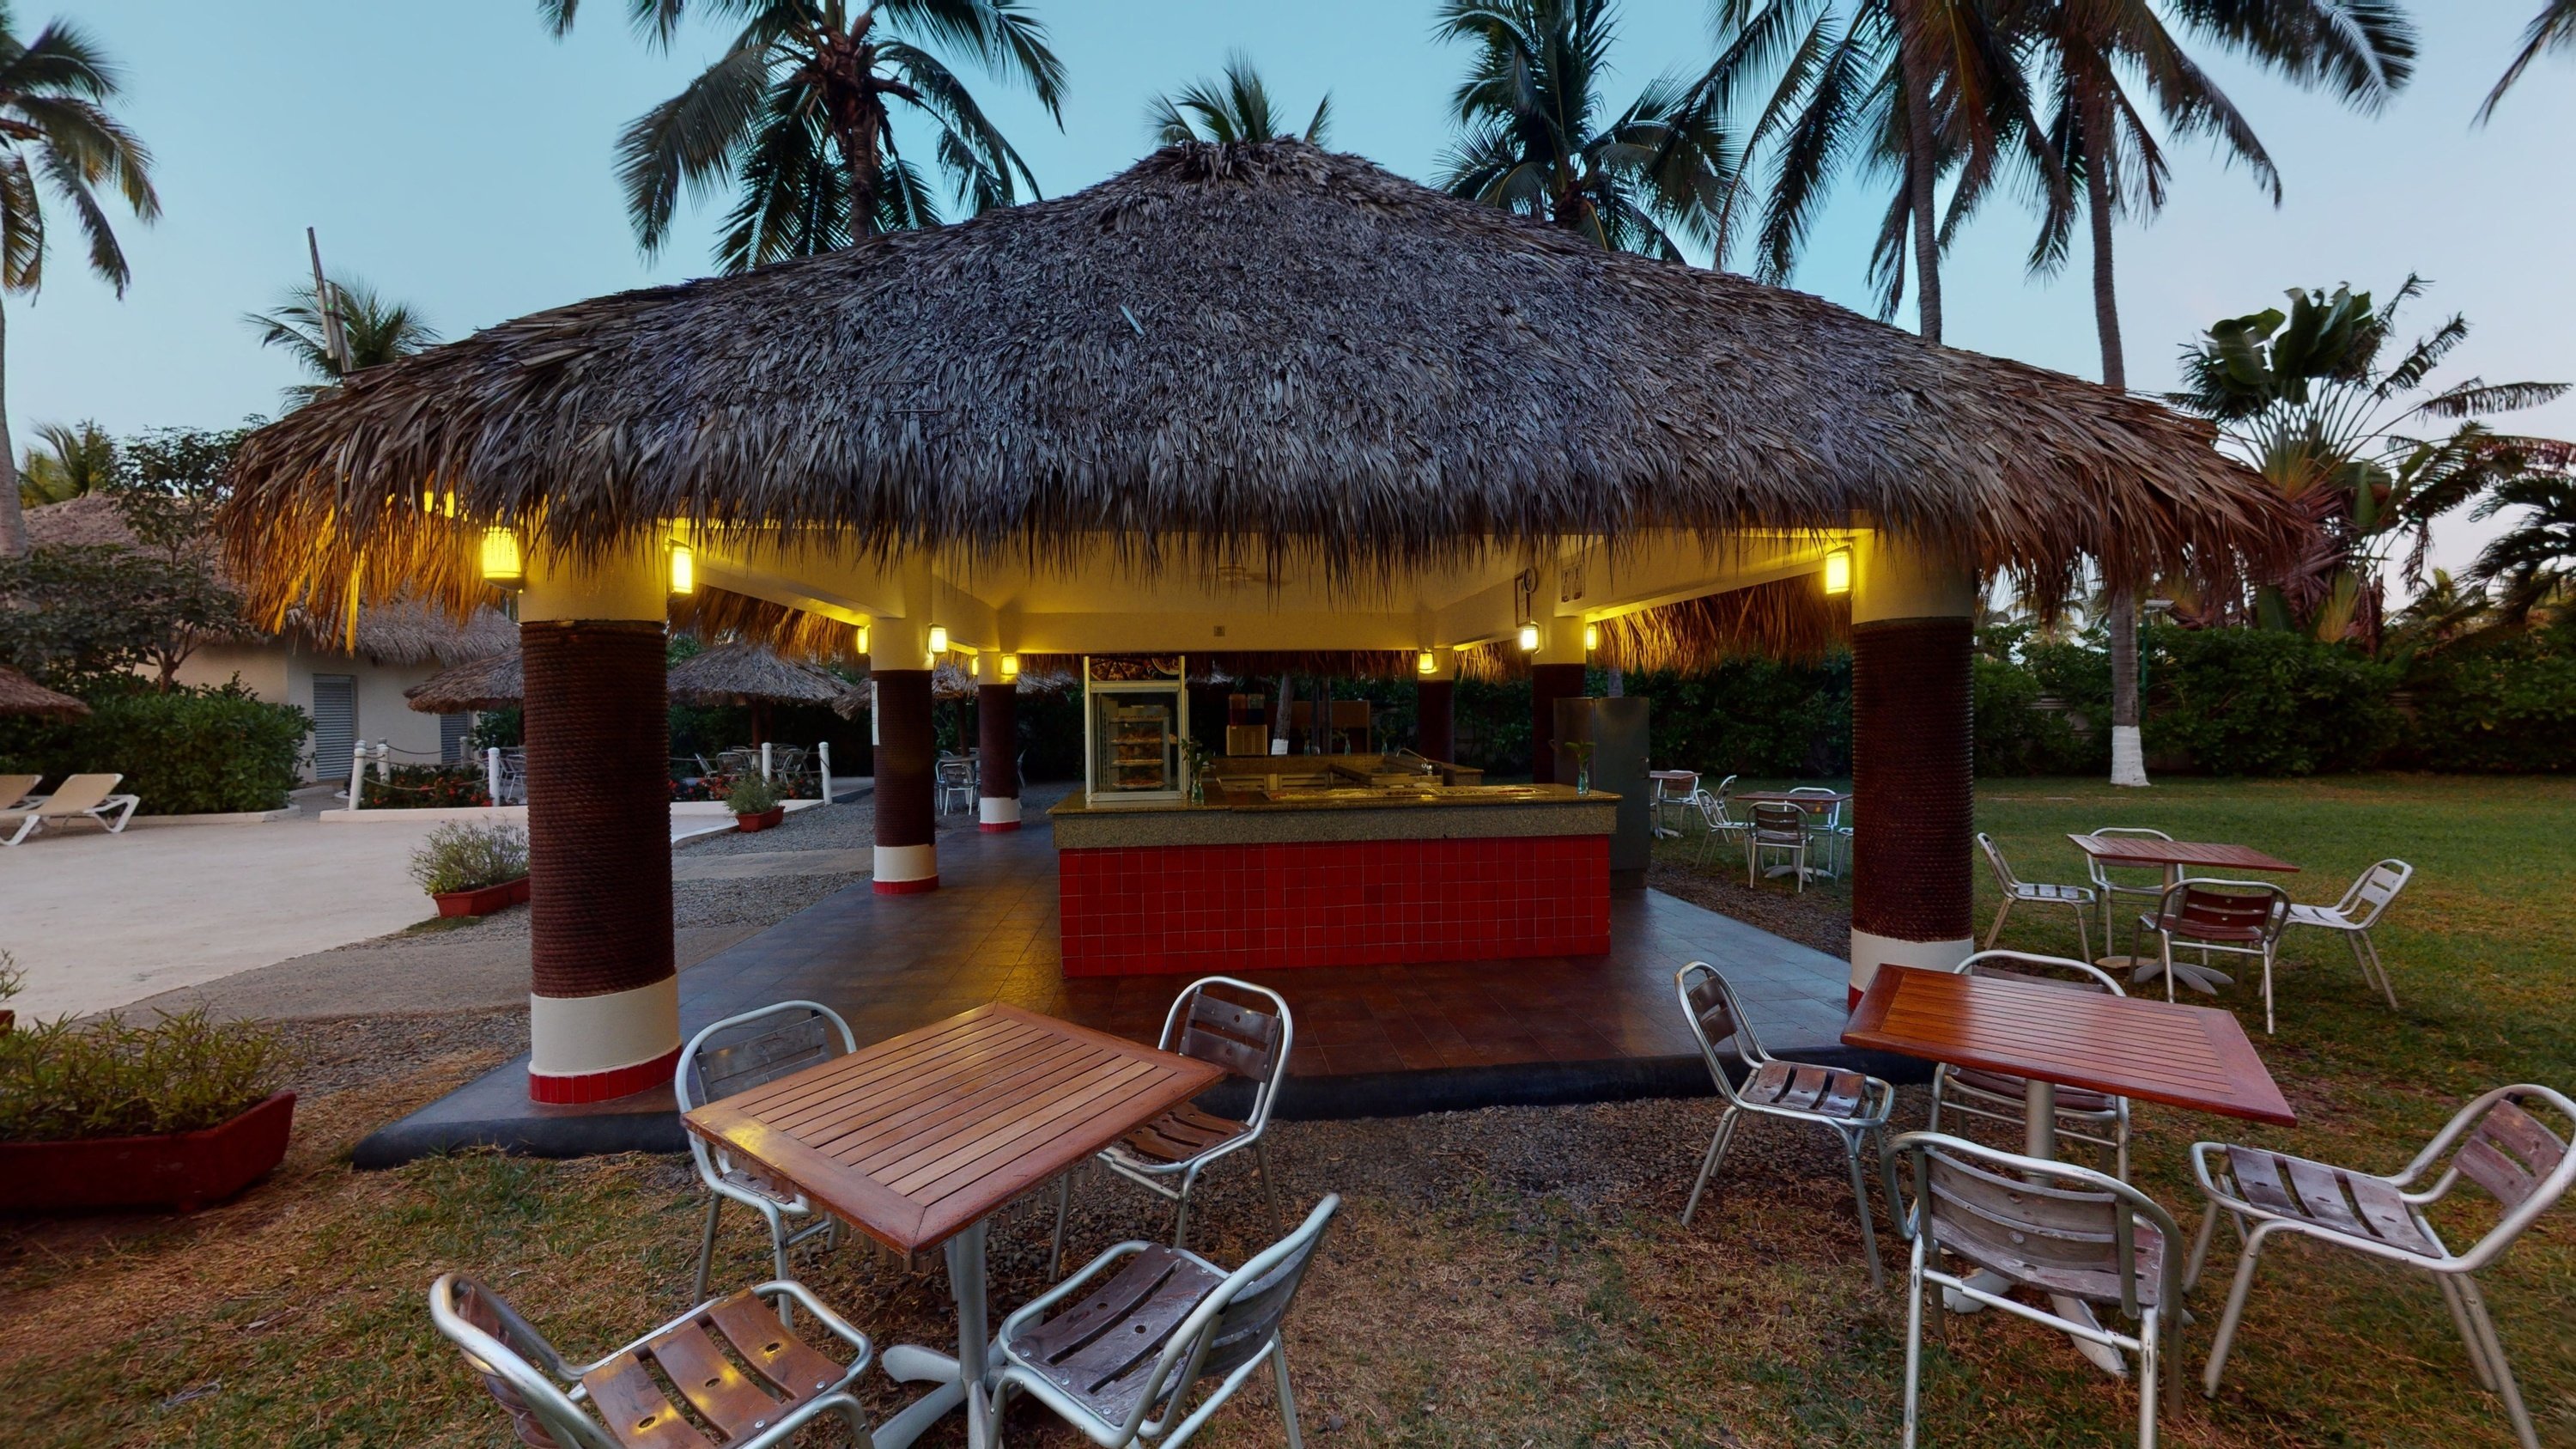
977, 681, 1021, 831
1529, 663, 1586, 784
1849, 614, 1975, 1006
873, 667, 938, 891
1416, 679, 1455, 764
522, 618, 677, 1103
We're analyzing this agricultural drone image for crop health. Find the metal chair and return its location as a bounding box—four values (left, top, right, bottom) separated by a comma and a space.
934, 754, 975, 816
675, 1002, 857, 1301
996, 1195, 1340, 1449
428, 1273, 875, 1449
1744, 801, 1809, 892
1689, 773, 1749, 866
1789, 786, 1845, 879
1927, 950, 2134, 1179
2141, 879, 2292, 1031
1976, 832, 2096, 959
1893, 1132, 2185, 1449
1674, 963, 1902, 1287
1053, 977, 1292, 1275
2284, 858, 2413, 1011
2084, 826, 2172, 959
1650, 769, 1700, 837
2187, 1085, 2576, 1449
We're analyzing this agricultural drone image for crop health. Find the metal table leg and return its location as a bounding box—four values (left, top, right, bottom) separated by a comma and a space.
874, 1219, 990, 1449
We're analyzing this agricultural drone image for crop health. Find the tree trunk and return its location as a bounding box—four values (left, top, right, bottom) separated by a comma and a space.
1895, 0, 1943, 344
0, 297, 27, 557
2085, 115, 2147, 788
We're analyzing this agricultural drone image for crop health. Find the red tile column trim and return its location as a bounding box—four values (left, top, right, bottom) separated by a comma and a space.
1850, 614, 1974, 1007
976, 682, 1021, 831
873, 667, 939, 891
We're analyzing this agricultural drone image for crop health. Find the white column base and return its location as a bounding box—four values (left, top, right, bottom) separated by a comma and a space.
1849, 930, 1975, 1008
875, 842, 939, 893
528, 978, 680, 1103
978, 796, 1022, 831
2109, 726, 2149, 788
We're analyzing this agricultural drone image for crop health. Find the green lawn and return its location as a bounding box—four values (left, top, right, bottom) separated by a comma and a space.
0, 774, 2568, 1446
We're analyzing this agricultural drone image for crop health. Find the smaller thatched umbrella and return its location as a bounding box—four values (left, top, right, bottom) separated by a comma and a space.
667, 642, 863, 740
0, 667, 88, 717
405, 649, 526, 713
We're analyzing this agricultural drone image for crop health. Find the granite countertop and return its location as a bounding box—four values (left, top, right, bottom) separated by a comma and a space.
1050, 782, 1615, 817
1048, 783, 1618, 849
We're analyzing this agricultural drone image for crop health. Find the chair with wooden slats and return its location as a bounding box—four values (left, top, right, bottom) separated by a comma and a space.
1890, 1131, 2185, 1449
674, 1002, 857, 1301
2283, 858, 2414, 1010
2142, 878, 2292, 1030
1743, 801, 1810, 891
1054, 977, 1294, 1274
997, 1195, 1339, 1449
1674, 963, 1903, 1287
428, 1274, 875, 1449
1928, 950, 2135, 1179
2187, 1084, 2576, 1449
1976, 833, 2097, 959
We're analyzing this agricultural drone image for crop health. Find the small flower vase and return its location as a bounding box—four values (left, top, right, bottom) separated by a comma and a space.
1576, 761, 1592, 795
1188, 774, 1206, 806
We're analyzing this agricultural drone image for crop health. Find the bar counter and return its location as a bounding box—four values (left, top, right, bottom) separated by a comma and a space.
1048, 783, 1616, 977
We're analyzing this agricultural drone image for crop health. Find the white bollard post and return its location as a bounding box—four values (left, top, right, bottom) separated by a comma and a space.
817, 741, 833, 805
349, 742, 369, 811
761, 741, 775, 782
487, 746, 504, 808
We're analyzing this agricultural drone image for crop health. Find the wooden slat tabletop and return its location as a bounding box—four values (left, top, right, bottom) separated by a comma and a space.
2066, 835, 2299, 874
683, 1003, 1224, 1255
1844, 965, 2296, 1126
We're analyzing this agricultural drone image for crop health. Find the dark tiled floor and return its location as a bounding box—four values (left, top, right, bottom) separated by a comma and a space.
357, 810, 1862, 1164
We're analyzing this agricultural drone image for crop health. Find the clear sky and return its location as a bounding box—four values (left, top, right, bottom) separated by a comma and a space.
12, 0, 2573, 576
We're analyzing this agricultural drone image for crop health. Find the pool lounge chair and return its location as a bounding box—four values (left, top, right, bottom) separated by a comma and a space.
2, 772, 140, 846
0, 775, 38, 811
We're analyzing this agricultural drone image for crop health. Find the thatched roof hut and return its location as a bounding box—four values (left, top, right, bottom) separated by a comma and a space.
668, 642, 863, 718
0, 667, 89, 717
404, 650, 524, 714
219, 141, 2293, 642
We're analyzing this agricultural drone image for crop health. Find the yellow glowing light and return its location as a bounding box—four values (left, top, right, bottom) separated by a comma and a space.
1823, 548, 1852, 595
969, 654, 981, 678
1517, 624, 1540, 653
1000, 654, 1021, 679
479, 528, 523, 585
668, 545, 695, 595
927, 624, 951, 654
1417, 650, 1437, 676
854, 623, 871, 654
1583, 624, 1600, 651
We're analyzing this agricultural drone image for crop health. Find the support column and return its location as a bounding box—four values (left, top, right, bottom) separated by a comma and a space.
1848, 534, 1978, 1010
1529, 615, 1587, 785
977, 682, 1021, 831
1415, 648, 1455, 764
519, 541, 677, 1105
871, 606, 938, 892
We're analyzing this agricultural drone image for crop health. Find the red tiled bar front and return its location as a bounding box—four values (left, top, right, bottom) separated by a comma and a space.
1050, 786, 1615, 977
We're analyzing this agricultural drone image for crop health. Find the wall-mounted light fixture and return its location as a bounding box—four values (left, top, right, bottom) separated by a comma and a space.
1517, 624, 1540, 653
1583, 624, 1600, 652
1000, 653, 1021, 680
479, 528, 523, 586
927, 624, 951, 654
854, 623, 871, 654
667, 544, 695, 595
1417, 650, 1437, 676
1823, 547, 1853, 596
969, 654, 981, 679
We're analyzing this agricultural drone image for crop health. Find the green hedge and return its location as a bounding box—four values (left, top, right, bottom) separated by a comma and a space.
2395, 636, 2576, 772
0, 682, 308, 813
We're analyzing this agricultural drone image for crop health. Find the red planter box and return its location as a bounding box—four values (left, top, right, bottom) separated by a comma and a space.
736, 807, 787, 833
1060, 835, 1611, 977
0, 1092, 297, 1214
434, 876, 532, 917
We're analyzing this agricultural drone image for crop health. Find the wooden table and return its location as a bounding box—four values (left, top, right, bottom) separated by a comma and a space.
1734, 790, 1851, 879
683, 1003, 1224, 1449
2068, 835, 2300, 994
1846, 965, 2293, 1374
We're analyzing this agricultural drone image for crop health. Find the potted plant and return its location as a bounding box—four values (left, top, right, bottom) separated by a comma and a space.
409, 819, 533, 917
0, 958, 295, 1213
727, 774, 787, 832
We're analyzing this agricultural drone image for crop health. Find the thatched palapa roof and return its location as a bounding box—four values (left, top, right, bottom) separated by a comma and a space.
219, 141, 2295, 634
404, 650, 525, 714
668, 642, 863, 717
0, 667, 90, 717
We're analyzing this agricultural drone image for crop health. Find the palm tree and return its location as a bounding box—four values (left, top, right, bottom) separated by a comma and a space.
1148, 53, 1330, 146
1707, 0, 2039, 340
242, 275, 441, 409
2478, 0, 2576, 123
1433, 0, 1741, 259
2465, 475, 2576, 622
0, 7, 158, 557
2007, 0, 2414, 785
550, 0, 1065, 273
17, 417, 111, 506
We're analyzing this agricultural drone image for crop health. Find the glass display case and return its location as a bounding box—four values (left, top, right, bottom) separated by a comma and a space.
1082, 657, 1188, 804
